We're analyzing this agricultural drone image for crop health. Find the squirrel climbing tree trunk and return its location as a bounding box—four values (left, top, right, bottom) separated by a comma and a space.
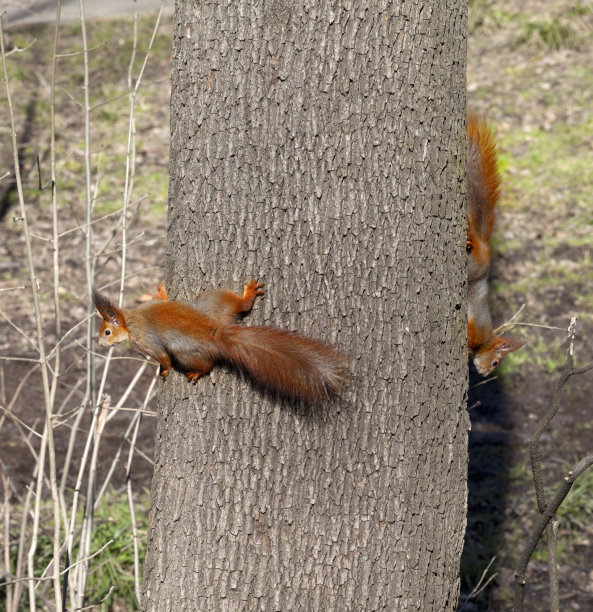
142, 1, 469, 609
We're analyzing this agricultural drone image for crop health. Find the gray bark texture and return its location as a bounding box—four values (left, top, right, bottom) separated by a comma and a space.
142, 1, 469, 610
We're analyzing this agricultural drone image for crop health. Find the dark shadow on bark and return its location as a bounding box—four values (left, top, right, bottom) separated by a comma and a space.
212, 361, 355, 424
459, 366, 515, 610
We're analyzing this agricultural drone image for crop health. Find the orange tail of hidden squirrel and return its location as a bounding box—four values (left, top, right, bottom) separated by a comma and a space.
93, 279, 346, 402
466, 112, 524, 376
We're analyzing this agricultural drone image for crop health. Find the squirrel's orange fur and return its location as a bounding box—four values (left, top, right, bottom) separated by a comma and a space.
466, 112, 524, 376
93, 279, 346, 402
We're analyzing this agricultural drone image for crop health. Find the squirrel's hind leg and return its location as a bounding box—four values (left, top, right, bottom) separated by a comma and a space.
182, 353, 215, 384
186, 364, 214, 384
187, 370, 208, 383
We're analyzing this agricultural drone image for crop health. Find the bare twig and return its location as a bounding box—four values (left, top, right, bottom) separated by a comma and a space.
95, 361, 152, 504
1, 467, 13, 611
493, 303, 526, 332
0, 363, 40, 433
0, 14, 63, 611
55, 42, 105, 58
13, 478, 34, 608
127, 370, 158, 608
546, 518, 560, 612
0, 356, 41, 364
494, 304, 567, 335
514, 318, 593, 611
4, 38, 37, 56
498, 322, 567, 333
72, 0, 97, 601
117, 0, 166, 305
0, 404, 43, 438
76, 585, 115, 611
458, 556, 498, 610
0, 285, 27, 293
3, 538, 114, 586
514, 454, 593, 611
48, 0, 63, 506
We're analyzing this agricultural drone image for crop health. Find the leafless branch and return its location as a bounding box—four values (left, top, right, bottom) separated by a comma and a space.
0, 13, 63, 610
458, 556, 497, 610
514, 318, 593, 611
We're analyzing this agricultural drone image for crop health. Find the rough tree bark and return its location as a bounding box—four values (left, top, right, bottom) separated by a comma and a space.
142, 1, 468, 610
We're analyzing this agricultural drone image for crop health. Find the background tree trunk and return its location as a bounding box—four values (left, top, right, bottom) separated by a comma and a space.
142, 1, 469, 609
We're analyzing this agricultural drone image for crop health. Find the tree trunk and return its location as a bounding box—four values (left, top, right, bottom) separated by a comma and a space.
142, 1, 469, 610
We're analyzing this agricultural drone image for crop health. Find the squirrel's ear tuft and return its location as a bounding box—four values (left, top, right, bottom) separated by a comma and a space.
93, 288, 124, 326
93, 288, 111, 311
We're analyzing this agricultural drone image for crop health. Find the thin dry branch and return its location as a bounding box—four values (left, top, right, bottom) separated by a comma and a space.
514, 318, 593, 612
0, 6, 165, 608
459, 557, 498, 610
0, 14, 62, 610
4, 38, 37, 56
514, 454, 593, 611
0, 404, 43, 439
1, 467, 13, 611
3, 538, 114, 588
0, 309, 39, 353
126, 370, 158, 608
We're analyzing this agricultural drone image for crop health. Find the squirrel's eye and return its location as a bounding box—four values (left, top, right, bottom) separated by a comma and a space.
105, 329, 111, 336
492, 360, 498, 367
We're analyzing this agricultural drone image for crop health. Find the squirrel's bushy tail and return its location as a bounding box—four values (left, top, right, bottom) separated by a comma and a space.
466, 111, 500, 242
215, 325, 347, 402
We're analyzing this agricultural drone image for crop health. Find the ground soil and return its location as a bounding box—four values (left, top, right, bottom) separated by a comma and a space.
463, 2, 593, 609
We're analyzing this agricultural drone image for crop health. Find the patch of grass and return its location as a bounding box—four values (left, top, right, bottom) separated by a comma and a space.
569, 65, 593, 86
568, 1, 592, 17
507, 457, 532, 484
509, 336, 565, 375
557, 465, 593, 530
134, 169, 169, 212
471, 0, 588, 50
2, 13, 171, 225
471, 4, 586, 50
2, 489, 149, 611
468, 1, 593, 607
497, 119, 593, 258
519, 19, 573, 50
469, 1, 515, 34
529, 466, 593, 566
83, 491, 149, 609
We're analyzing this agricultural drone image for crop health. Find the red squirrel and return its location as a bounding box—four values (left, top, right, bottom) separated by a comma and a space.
93, 279, 346, 402
466, 112, 524, 376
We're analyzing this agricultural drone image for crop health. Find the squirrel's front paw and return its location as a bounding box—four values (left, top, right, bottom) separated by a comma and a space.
243, 278, 264, 306
243, 278, 264, 299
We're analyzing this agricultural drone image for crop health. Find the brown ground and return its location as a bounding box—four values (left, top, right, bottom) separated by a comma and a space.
0, 16, 170, 500
464, 2, 593, 609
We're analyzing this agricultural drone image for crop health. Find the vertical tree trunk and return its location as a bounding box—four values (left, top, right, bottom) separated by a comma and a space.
142, 1, 468, 609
